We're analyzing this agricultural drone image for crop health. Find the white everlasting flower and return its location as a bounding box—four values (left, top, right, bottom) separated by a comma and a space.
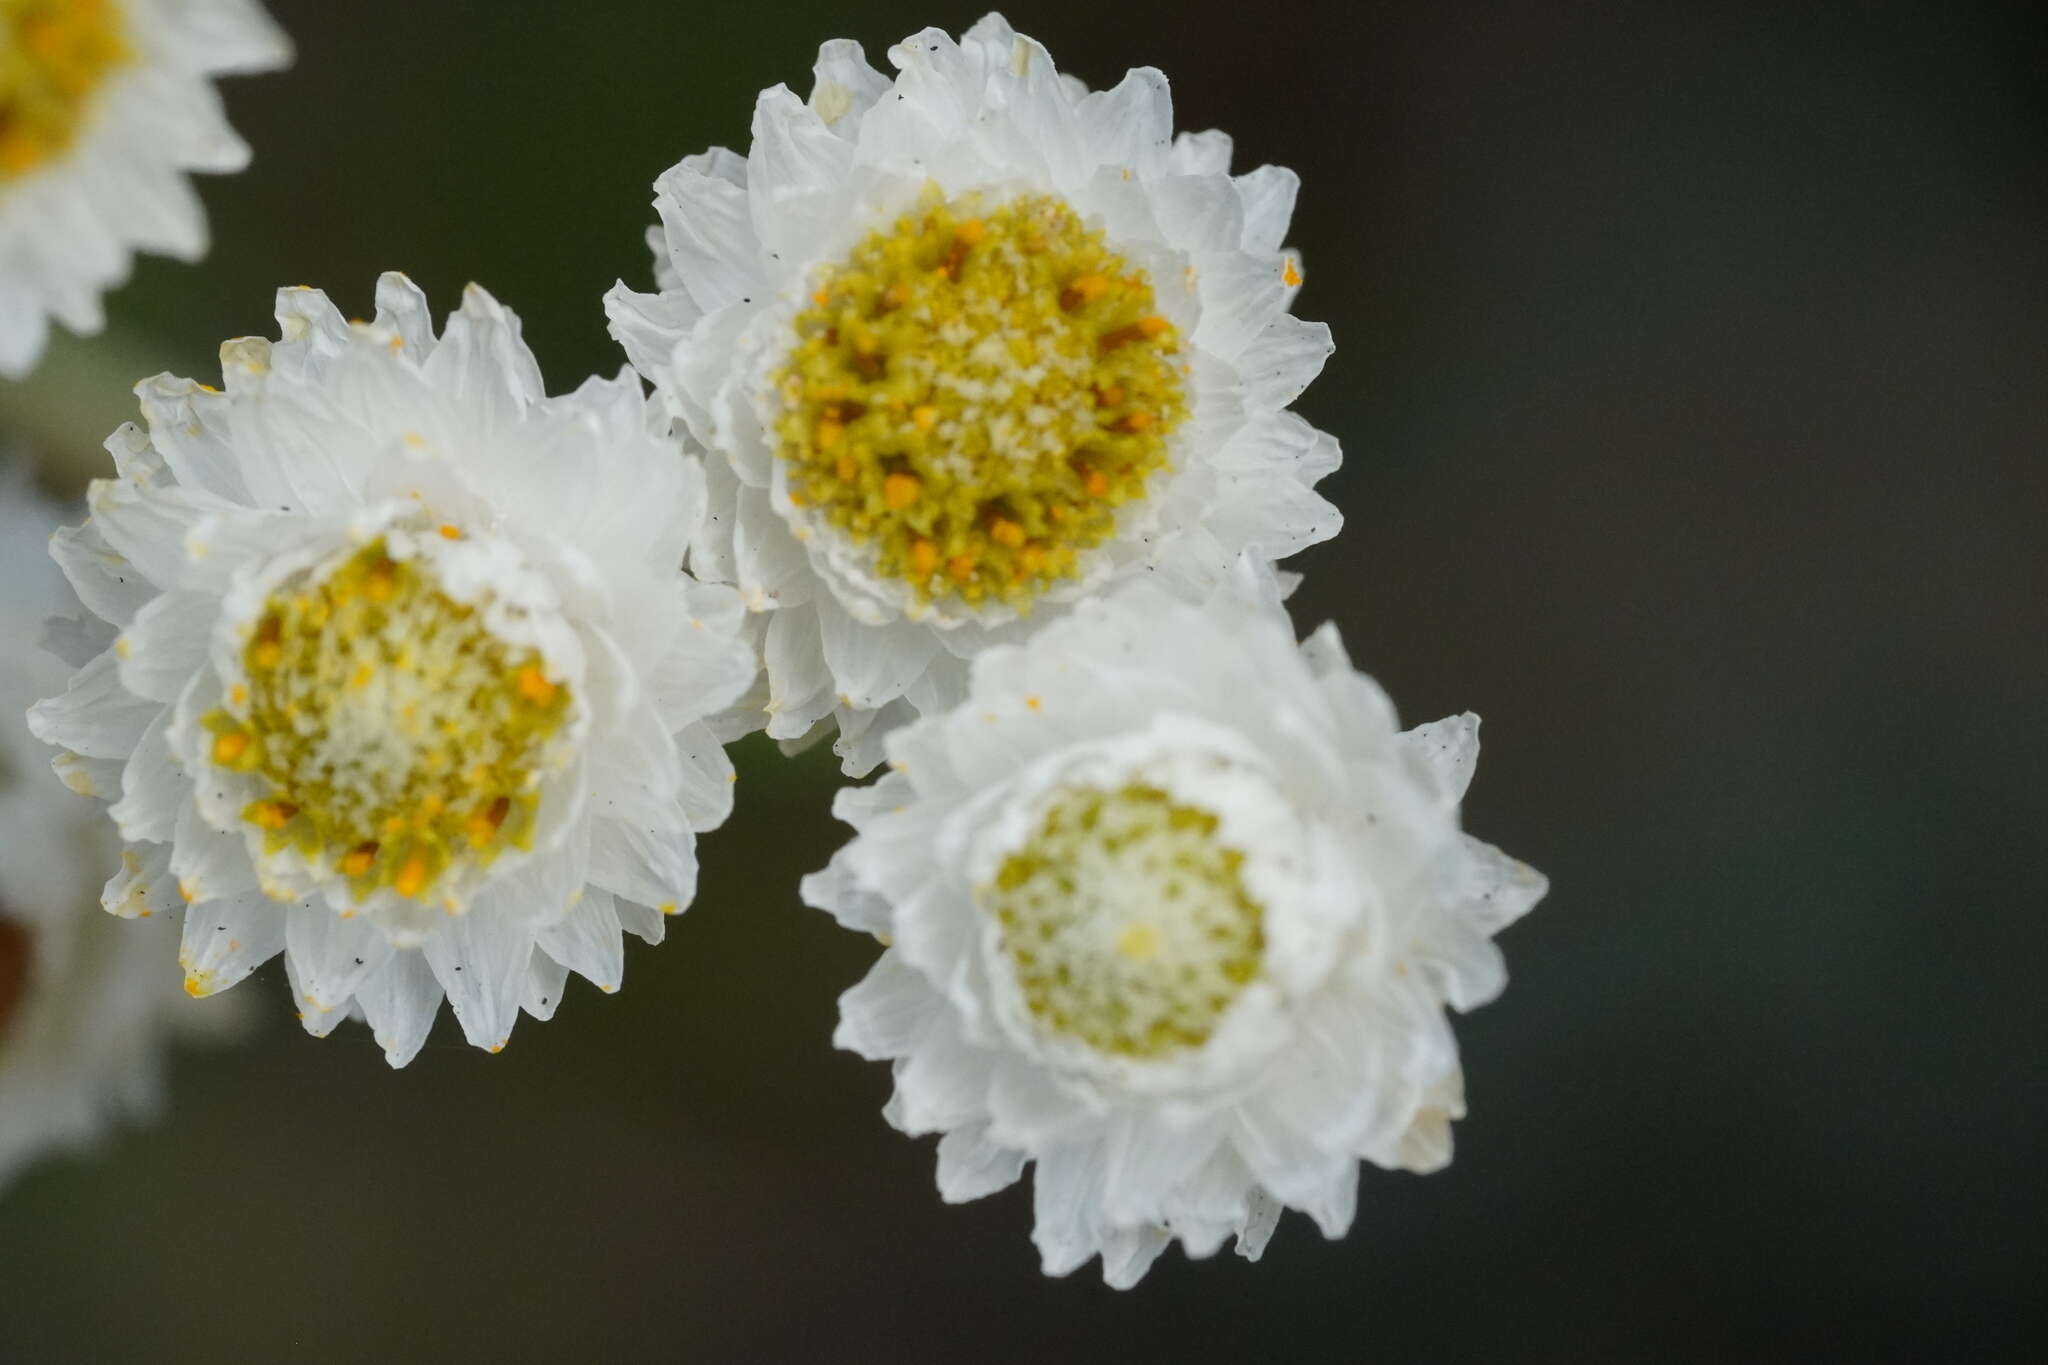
2, 471, 238, 1190
803, 565, 1546, 1286
27, 276, 758, 1066
607, 12, 1340, 774
0, 0, 291, 377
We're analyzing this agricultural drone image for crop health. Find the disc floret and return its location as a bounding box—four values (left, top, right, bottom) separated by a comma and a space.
774, 191, 1189, 611
201, 539, 571, 905
980, 782, 1267, 1060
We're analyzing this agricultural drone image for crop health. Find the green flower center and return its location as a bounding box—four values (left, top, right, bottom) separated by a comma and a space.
0, 0, 131, 184
981, 783, 1266, 1059
774, 191, 1189, 611
202, 539, 571, 906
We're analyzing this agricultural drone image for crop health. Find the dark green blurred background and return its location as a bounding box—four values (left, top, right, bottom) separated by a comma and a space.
2, 0, 2043, 1358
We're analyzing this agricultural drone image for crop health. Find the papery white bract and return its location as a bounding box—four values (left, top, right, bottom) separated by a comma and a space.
28, 276, 758, 1065
0, 0, 291, 377
803, 564, 1545, 1286
1, 472, 240, 1189
608, 12, 1340, 775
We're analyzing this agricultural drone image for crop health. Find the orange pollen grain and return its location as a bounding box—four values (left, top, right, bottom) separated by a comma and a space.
394, 851, 431, 899
947, 554, 978, 584
212, 733, 249, 764
341, 843, 379, 878
517, 665, 556, 706
251, 800, 298, 830
910, 539, 938, 577
883, 472, 921, 510
1060, 273, 1111, 311
989, 519, 1026, 549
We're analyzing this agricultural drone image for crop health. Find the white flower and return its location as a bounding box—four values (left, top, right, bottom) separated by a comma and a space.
802, 564, 1546, 1286
607, 12, 1340, 775
1, 470, 240, 1190
27, 275, 758, 1066
0, 0, 291, 378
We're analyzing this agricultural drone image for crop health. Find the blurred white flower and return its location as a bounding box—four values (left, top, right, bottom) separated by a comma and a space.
0, 0, 291, 377
803, 564, 1545, 1286
608, 12, 1339, 774
29, 276, 757, 1065
1, 468, 239, 1191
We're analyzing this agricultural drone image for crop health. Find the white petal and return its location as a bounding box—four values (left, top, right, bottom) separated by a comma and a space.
283, 951, 355, 1038
763, 603, 835, 740
534, 891, 625, 994
1100, 1225, 1173, 1289
652, 156, 765, 314
356, 949, 443, 1068
284, 901, 395, 1013
421, 910, 532, 1053
587, 815, 698, 914
1234, 164, 1300, 254
109, 706, 186, 843
27, 648, 159, 759
50, 519, 152, 626
815, 590, 941, 712
935, 1122, 1027, 1203
180, 890, 286, 997
833, 950, 941, 1059
101, 842, 181, 920
1234, 1187, 1283, 1261
1404, 712, 1481, 805
523, 949, 571, 1021
1031, 1142, 1107, 1277
169, 799, 254, 903
115, 589, 216, 703
1237, 316, 1334, 412
612, 895, 667, 946
887, 1027, 990, 1135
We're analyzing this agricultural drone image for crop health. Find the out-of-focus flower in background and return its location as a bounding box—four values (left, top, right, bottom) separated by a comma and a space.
1, 462, 241, 1192
28, 277, 758, 1065
805, 562, 1545, 1286
609, 12, 1339, 775
0, 0, 290, 378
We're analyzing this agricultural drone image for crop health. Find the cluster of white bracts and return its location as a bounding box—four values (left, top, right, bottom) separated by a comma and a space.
29, 277, 756, 1066
11, 9, 1544, 1289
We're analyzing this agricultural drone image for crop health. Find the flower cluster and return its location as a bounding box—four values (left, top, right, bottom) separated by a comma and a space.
11, 9, 1544, 1287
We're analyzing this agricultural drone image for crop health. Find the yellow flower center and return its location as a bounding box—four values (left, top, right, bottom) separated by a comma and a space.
202, 541, 572, 904
981, 783, 1265, 1059
0, 0, 131, 183
774, 191, 1189, 611
0, 914, 30, 1046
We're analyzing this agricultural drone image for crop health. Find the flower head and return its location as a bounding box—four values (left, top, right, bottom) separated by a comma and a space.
2, 471, 239, 1188
608, 12, 1340, 773
29, 276, 757, 1065
803, 565, 1545, 1285
0, 0, 291, 377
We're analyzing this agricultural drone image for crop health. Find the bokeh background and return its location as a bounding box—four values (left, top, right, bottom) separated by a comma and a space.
3, 0, 2043, 1358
